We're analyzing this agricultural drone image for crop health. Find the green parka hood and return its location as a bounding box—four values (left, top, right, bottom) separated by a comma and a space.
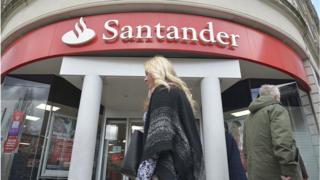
248, 96, 279, 113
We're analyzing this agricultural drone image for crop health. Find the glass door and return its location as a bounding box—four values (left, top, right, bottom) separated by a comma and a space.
104, 119, 127, 180
97, 118, 143, 180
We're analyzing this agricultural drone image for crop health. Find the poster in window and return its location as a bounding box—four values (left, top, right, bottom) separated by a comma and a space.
3, 111, 25, 153
41, 113, 76, 177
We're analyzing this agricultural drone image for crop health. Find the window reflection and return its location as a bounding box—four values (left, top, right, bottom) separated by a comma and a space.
41, 113, 76, 177
223, 80, 319, 180
1, 75, 81, 180
1, 76, 50, 180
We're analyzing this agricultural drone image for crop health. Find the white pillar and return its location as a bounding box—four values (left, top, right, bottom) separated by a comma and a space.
201, 77, 229, 180
68, 75, 102, 180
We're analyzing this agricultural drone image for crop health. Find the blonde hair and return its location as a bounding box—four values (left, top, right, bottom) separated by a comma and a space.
144, 56, 197, 112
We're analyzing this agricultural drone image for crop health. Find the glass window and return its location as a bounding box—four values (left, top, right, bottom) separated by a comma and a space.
1, 76, 50, 180
1, 75, 82, 180
278, 83, 306, 131
223, 80, 319, 180
40, 112, 76, 177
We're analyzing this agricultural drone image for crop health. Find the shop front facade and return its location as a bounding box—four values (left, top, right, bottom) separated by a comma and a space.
1, 1, 319, 180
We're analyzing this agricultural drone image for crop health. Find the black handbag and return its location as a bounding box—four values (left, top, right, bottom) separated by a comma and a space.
120, 130, 144, 178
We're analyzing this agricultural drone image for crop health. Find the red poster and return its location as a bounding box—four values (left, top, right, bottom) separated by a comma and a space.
45, 113, 76, 171
3, 136, 19, 153
49, 138, 73, 164
4, 111, 25, 153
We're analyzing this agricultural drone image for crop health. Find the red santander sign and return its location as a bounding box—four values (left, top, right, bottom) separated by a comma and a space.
62, 17, 240, 48
1, 12, 309, 91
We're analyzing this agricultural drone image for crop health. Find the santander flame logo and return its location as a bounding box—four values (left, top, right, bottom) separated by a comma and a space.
62, 17, 96, 45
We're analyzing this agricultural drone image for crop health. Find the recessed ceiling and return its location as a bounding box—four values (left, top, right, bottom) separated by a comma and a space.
101, 76, 202, 112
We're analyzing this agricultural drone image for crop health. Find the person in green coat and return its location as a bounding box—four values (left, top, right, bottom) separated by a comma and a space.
243, 84, 302, 180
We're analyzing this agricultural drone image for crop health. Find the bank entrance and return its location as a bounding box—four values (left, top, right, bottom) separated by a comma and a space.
2, 57, 318, 180
94, 75, 204, 180
60, 57, 241, 180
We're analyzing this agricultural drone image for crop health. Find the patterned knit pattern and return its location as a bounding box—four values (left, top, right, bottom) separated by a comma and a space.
143, 107, 193, 178
140, 86, 205, 180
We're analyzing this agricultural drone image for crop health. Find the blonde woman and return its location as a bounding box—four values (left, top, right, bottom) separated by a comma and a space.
137, 56, 205, 180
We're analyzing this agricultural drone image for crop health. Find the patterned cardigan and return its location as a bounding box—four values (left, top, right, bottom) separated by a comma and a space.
140, 85, 205, 180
